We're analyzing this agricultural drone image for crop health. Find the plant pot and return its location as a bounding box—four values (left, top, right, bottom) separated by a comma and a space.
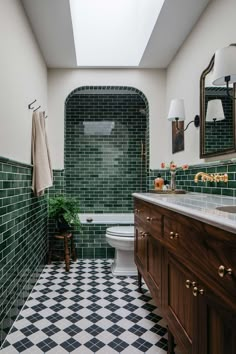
56, 217, 71, 232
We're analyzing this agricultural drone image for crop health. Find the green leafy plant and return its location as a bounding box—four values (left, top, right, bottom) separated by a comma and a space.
48, 195, 81, 230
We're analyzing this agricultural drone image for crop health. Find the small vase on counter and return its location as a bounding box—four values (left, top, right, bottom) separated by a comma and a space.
170, 170, 176, 191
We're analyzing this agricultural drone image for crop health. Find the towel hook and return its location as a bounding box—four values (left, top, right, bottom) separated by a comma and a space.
33, 105, 41, 112
43, 111, 48, 119
28, 99, 36, 110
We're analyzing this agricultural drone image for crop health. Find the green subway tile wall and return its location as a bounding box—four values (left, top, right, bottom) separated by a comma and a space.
0, 157, 48, 346
63, 86, 149, 258
49, 170, 65, 197
75, 224, 115, 260
149, 161, 236, 197
65, 87, 148, 213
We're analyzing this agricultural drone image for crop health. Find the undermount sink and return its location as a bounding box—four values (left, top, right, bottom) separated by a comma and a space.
216, 206, 236, 213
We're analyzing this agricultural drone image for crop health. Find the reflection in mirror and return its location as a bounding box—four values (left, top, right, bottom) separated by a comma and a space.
200, 55, 236, 158
205, 99, 225, 123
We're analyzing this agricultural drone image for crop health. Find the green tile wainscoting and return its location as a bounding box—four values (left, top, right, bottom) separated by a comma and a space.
149, 160, 236, 197
0, 156, 48, 346
76, 224, 116, 259
48, 158, 236, 261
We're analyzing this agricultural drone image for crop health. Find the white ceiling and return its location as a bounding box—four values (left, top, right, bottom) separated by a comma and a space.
22, 0, 210, 69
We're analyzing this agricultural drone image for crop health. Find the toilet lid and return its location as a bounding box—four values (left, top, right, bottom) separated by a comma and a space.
106, 226, 134, 237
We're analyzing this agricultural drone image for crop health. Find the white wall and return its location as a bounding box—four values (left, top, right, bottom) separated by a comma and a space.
0, 0, 47, 164
47, 69, 166, 169
164, 0, 236, 167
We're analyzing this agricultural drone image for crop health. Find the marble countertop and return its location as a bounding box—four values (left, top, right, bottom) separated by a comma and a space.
133, 192, 236, 234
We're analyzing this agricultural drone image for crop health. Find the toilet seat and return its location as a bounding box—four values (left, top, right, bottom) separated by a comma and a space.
106, 226, 134, 237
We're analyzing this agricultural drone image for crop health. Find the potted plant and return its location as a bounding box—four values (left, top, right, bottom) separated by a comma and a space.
48, 195, 81, 232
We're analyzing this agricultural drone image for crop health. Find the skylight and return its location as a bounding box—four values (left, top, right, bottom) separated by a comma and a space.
69, 0, 165, 67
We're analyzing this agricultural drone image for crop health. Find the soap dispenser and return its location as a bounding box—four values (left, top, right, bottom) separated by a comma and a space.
154, 174, 164, 190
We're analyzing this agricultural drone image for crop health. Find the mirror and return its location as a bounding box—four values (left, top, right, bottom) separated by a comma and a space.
200, 55, 236, 158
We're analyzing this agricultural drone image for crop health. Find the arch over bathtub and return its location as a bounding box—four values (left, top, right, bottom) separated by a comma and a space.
64, 85, 149, 258
64, 85, 149, 209
65, 85, 150, 188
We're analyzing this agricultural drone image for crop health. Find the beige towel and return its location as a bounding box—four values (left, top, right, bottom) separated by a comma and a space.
31, 111, 53, 196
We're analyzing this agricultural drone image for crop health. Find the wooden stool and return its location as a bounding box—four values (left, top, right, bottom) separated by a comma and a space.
48, 232, 77, 271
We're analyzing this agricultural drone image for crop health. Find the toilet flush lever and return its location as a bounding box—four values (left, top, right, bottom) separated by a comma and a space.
86, 217, 93, 223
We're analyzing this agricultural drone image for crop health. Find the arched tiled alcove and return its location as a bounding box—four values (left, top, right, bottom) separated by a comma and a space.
65, 86, 149, 258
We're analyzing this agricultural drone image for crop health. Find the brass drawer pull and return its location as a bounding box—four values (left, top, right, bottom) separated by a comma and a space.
192, 286, 204, 297
185, 280, 197, 289
185, 280, 191, 288
218, 265, 232, 278
146, 216, 153, 222
140, 231, 148, 238
135, 209, 140, 214
170, 231, 179, 240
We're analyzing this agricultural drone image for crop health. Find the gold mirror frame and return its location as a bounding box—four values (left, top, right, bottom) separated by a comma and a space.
200, 55, 236, 158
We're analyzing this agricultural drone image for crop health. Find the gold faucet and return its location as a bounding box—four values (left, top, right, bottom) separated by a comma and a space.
194, 172, 228, 183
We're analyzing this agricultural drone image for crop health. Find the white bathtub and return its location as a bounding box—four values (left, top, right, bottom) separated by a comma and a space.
79, 213, 134, 224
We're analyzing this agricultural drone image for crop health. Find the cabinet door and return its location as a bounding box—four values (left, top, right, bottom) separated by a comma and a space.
163, 252, 198, 354
197, 285, 236, 354
135, 226, 147, 272
146, 234, 162, 306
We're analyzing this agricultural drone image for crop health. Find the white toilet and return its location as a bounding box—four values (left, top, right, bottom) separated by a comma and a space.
106, 226, 137, 276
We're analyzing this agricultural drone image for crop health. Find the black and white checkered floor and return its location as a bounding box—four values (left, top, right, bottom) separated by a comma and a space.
1, 260, 168, 353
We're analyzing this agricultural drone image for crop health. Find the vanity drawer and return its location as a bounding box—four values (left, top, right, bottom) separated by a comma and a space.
134, 198, 163, 238
134, 198, 150, 223
163, 215, 207, 268
163, 214, 236, 302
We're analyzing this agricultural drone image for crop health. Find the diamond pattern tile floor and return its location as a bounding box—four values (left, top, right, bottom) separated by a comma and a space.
1, 260, 168, 353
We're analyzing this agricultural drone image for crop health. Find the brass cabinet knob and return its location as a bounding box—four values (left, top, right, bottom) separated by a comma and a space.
185, 280, 192, 288
218, 265, 232, 278
146, 216, 153, 222
140, 231, 148, 238
192, 286, 204, 297
170, 231, 179, 240
185, 280, 197, 289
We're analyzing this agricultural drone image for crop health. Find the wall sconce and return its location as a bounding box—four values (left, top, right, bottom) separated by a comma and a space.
212, 44, 236, 99
206, 99, 225, 123
167, 98, 200, 131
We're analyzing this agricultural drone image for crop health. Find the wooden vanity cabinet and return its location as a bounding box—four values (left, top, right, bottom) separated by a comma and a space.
198, 282, 236, 354
134, 199, 163, 306
134, 197, 236, 354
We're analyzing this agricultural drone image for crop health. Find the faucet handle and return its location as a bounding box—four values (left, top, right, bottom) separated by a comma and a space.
223, 173, 228, 182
